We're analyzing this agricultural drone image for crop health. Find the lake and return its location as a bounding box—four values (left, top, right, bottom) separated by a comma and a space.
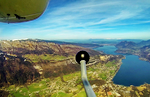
94, 46, 150, 86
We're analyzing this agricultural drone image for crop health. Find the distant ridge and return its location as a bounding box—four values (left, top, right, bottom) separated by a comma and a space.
115, 39, 150, 62
17, 39, 103, 48
0, 39, 101, 56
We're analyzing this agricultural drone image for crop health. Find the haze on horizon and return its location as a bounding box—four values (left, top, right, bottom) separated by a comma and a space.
0, 0, 150, 40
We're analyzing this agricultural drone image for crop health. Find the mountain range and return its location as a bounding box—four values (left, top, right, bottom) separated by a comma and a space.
0, 39, 101, 56
115, 39, 150, 62
0, 39, 102, 88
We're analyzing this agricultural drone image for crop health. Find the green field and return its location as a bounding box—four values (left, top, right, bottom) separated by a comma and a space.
5, 59, 118, 97
6, 72, 85, 97
24, 54, 67, 63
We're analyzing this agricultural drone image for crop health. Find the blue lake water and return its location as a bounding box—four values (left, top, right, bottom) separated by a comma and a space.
94, 46, 150, 86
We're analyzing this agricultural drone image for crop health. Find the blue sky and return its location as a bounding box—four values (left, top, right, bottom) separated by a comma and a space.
0, 0, 150, 40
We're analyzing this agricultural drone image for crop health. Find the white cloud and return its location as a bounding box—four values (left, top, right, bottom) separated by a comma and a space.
1, 0, 150, 40
15, 0, 150, 39
44, 0, 150, 27
96, 10, 139, 24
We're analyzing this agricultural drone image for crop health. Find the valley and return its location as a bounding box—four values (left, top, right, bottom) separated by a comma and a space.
0, 39, 150, 97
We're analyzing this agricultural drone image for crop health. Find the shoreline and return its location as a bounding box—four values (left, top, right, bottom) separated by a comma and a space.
116, 51, 150, 63
111, 56, 150, 87
115, 49, 150, 63
110, 57, 124, 82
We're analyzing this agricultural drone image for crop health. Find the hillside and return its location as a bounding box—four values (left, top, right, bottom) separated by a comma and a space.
0, 40, 100, 56
0, 39, 127, 96
116, 41, 137, 48
1, 39, 150, 96
0, 40, 101, 87
0, 52, 127, 97
0, 54, 40, 87
138, 39, 150, 47
115, 40, 150, 62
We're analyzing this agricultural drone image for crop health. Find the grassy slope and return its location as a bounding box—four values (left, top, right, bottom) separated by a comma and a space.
5, 60, 118, 97
23, 54, 68, 63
